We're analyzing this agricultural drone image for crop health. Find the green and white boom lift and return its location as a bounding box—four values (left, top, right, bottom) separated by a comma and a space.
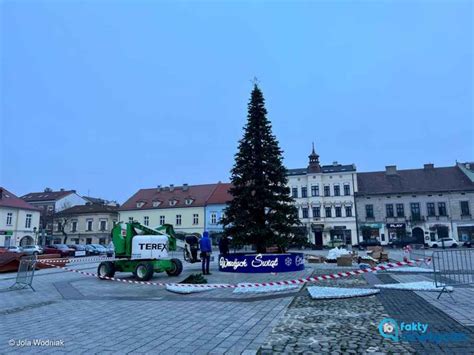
97, 221, 183, 281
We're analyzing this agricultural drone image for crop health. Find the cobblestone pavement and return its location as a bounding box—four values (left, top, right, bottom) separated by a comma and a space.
372, 273, 474, 355
0, 259, 310, 354
259, 268, 415, 354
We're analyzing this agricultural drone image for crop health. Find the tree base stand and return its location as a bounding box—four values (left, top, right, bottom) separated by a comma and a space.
218, 252, 305, 273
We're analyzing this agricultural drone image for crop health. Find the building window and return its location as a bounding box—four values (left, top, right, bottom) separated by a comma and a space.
427, 203, 435, 217
71, 221, 77, 232
100, 220, 107, 231
345, 206, 352, 217
129, 217, 134, 223
25, 214, 32, 229
334, 185, 340, 196
344, 184, 350, 196
325, 207, 332, 218
386, 204, 394, 218
291, 188, 298, 198
410, 203, 421, 220
302, 208, 308, 218
461, 201, 470, 216
57, 221, 62, 232
6, 213, 12, 226
438, 202, 447, 216
324, 186, 330, 197
335, 206, 342, 217
136, 202, 145, 208
159, 216, 165, 225
176, 214, 182, 226
211, 212, 217, 224
312, 207, 320, 218
365, 205, 374, 219
86, 219, 93, 231
143, 216, 149, 226
193, 214, 199, 225
311, 185, 319, 197
152, 200, 161, 207
301, 187, 307, 198
396, 204, 405, 217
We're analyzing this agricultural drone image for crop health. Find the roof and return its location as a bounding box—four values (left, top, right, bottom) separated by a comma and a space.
288, 163, 356, 176
56, 204, 119, 216
83, 196, 106, 204
206, 183, 232, 204
357, 165, 474, 195
21, 190, 76, 202
0, 188, 40, 211
119, 184, 219, 211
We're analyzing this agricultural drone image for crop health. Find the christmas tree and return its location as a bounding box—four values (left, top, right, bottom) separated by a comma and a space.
222, 84, 299, 253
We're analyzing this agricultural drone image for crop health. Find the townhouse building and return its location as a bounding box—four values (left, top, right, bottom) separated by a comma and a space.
204, 182, 232, 242
356, 163, 474, 245
53, 203, 119, 245
118, 183, 219, 236
0, 187, 40, 247
21, 188, 87, 244
287, 146, 358, 248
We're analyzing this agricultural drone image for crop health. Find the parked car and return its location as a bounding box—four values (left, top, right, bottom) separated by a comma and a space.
68, 244, 87, 257
356, 239, 381, 250
43, 244, 75, 257
387, 238, 421, 248
85, 244, 107, 256
106, 242, 114, 257
21, 245, 44, 255
426, 238, 458, 248
463, 240, 472, 248
1, 246, 24, 253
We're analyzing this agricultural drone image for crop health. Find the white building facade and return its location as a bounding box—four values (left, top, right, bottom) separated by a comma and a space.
287, 147, 358, 248
0, 188, 40, 247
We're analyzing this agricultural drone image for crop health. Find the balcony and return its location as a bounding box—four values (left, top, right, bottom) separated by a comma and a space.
461, 214, 472, 220
426, 215, 449, 221
409, 215, 425, 223
385, 216, 407, 223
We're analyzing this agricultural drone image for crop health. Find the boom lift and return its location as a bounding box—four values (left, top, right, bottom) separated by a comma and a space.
97, 221, 183, 281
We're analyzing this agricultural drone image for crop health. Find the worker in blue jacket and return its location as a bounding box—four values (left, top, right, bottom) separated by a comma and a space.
199, 231, 212, 275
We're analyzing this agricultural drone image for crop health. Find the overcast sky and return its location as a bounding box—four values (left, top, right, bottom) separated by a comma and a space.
1, 0, 472, 203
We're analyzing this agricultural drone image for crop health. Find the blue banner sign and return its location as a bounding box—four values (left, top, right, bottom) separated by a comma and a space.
219, 253, 305, 273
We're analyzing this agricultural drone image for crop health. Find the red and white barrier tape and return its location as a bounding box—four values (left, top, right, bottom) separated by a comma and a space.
36, 257, 431, 289
39, 256, 116, 263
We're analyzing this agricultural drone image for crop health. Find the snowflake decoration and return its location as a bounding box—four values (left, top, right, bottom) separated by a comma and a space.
285, 257, 293, 267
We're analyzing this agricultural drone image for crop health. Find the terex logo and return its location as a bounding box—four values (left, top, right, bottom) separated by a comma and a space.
138, 243, 167, 251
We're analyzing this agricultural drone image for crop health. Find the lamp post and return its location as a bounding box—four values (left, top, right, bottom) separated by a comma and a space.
33, 227, 38, 245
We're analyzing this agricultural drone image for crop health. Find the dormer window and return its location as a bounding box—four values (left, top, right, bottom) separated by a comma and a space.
152, 200, 162, 207
136, 201, 145, 208
185, 198, 194, 205
169, 199, 178, 206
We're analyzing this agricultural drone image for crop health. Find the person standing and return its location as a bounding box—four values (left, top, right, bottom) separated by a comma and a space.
199, 231, 212, 275
218, 236, 230, 256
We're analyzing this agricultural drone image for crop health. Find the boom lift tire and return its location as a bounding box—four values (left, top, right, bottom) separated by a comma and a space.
166, 258, 183, 276
98, 261, 116, 278
135, 262, 154, 281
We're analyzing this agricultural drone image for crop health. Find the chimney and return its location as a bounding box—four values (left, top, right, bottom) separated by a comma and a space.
169, 184, 174, 192
157, 185, 162, 192
424, 163, 434, 170
60, 188, 65, 191
183, 183, 189, 191
385, 165, 397, 175
333, 161, 338, 166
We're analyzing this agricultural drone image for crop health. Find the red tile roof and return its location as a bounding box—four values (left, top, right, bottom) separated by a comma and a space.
357, 165, 474, 195
207, 183, 233, 204
119, 184, 220, 211
0, 188, 40, 211
21, 190, 76, 202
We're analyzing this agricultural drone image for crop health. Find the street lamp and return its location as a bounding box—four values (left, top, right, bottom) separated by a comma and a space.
33, 227, 38, 245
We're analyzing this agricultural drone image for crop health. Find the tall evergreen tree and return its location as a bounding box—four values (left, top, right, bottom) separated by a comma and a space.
222, 84, 299, 253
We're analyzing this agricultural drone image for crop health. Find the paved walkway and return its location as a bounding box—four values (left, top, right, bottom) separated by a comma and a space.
0, 259, 311, 354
